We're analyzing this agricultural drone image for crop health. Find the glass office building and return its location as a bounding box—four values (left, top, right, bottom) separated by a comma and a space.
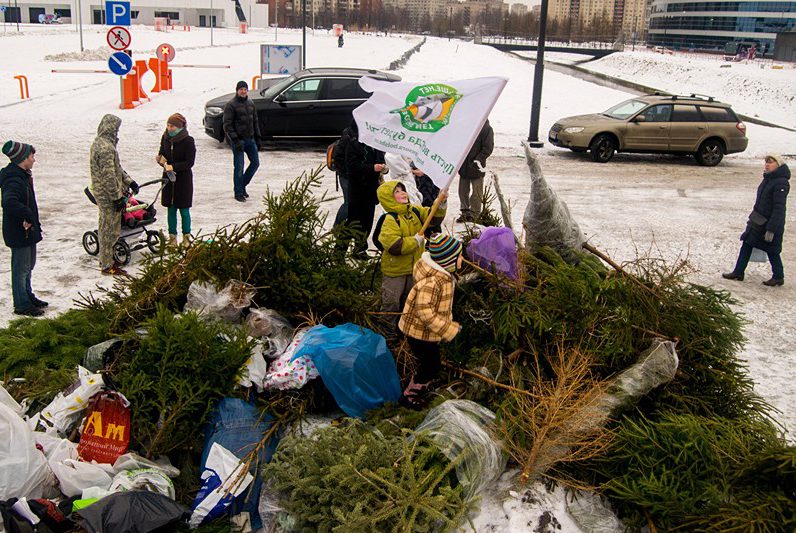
648, 0, 796, 51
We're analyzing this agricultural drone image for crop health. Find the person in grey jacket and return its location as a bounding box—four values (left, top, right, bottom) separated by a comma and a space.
223, 81, 262, 202
456, 120, 494, 223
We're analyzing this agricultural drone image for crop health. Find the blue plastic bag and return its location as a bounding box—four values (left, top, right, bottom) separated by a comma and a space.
194, 398, 280, 529
294, 323, 402, 418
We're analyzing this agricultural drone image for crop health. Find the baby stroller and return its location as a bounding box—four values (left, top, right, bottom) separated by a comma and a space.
82, 177, 168, 266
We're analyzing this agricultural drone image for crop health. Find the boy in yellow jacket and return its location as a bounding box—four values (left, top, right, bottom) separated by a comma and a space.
397, 233, 463, 408
376, 181, 446, 329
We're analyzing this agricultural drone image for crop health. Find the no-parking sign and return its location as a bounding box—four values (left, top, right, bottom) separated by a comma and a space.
156, 43, 176, 63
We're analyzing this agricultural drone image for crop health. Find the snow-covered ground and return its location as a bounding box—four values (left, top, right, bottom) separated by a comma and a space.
1, 25, 795, 530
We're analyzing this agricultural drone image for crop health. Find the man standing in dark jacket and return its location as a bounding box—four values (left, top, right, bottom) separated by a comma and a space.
456, 120, 494, 223
1, 140, 47, 316
223, 80, 262, 202
342, 121, 385, 256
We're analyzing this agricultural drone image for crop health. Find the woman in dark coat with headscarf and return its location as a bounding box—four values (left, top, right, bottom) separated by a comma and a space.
157, 113, 196, 246
723, 154, 790, 286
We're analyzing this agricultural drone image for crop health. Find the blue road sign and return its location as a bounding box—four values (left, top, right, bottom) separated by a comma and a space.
108, 51, 133, 76
0, 6, 6, 12
105, 1, 131, 26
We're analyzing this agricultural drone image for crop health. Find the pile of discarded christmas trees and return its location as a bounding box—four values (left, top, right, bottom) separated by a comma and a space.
1, 148, 794, 532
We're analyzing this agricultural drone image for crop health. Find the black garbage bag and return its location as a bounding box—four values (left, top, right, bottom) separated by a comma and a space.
76, 491, 188, 533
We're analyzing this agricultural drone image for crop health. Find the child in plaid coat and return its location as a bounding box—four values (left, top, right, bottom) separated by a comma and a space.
397, 233, 464, 408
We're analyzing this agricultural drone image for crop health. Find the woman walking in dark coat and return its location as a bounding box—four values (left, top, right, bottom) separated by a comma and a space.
723, 154, 790, 286
156, 113, 196, 246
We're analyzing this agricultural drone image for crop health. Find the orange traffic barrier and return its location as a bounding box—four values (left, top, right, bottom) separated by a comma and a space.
120, 72, 139, 109
240, 22, 248, 34
183, 25, 190, 31
148, 57, 173, 93
134, 60, 150, 102
13, 75, 29, 99
251, 75, 260, 90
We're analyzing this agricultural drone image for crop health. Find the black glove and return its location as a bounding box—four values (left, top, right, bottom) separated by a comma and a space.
129, 180, 140, 195
764, 231, 774, 243
234, 140, 244, 151
113, 197, 127, 212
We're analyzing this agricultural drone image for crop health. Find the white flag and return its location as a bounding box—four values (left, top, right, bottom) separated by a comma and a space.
353, 76, 507, 190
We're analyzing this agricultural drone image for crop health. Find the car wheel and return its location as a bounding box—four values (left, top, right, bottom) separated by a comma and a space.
696, 139, 724, 166
590, 134, 616, 163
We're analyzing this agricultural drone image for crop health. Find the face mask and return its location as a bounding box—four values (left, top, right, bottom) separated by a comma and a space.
167, 127, 183, 138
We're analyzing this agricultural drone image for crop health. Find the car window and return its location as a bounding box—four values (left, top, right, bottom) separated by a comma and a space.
671, 105, 703, 122
639, 104, 672, 122
281, 79, 322, 101
699, 106, 735, 122
324, 77, 369, 100
604, 99, 648, 119
263, 75, 297, 99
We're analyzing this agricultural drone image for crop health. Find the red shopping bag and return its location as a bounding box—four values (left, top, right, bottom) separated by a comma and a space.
76, 391, 131, 464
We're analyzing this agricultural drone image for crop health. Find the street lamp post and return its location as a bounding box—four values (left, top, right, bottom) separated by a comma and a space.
302, 0, 306, 68
528, 0, 548, 146
210, 0, 214, 46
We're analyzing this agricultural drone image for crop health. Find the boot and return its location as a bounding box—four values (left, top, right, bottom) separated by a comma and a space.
182, 234, 193, 246
762, 277, 784, 287
167, 234, 178, 247
721, 272, 744, 281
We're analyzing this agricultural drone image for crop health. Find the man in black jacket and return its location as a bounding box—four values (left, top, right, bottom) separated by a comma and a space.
0, 140, 47, 316
457, 120, 494, 223
223, 81, 262, 202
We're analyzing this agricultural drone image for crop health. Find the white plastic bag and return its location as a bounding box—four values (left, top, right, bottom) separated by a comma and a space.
112, 452, 180, 478
0, 403, 53, 500
30, 366, 104, 436
238, 341, 269, 392
0, 382, 25, 416
185, 280, 256, 323
49, 458, 114, 498
109, 467, 175, 499
262, 328, 319, 391
189, 442, 253, 528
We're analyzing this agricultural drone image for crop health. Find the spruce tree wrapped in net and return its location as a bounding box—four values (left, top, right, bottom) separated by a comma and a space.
263, 421, 469, 532
521, 143, 585, 263
415, 399, 508, 502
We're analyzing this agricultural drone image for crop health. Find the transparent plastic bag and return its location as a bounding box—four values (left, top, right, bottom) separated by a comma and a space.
245, 309, 293, 358
567, 490, 625, 532
415, 400, 507, 501
185, 280, 256, 323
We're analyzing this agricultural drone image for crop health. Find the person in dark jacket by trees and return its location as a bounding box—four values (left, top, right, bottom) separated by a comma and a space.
0, 140, 47, 316
456, 120, 494, 223
339, 121, 386, 256
223, 81, 261, 202
723, 154, 790, 286
156, 113, 196, 247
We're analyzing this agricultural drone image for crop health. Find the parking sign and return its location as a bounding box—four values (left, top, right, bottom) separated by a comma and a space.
106, 1, 131, 26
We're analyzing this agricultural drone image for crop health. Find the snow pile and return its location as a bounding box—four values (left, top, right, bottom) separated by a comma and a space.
45, 46, 116, 62
582, 51, 796, 128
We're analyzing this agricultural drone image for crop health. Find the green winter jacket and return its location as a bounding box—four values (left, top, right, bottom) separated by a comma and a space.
90, 114, 132, 206
377, 181, 445, 277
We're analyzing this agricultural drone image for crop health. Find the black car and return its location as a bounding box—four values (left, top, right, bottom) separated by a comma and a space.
203, 67, 401, 143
